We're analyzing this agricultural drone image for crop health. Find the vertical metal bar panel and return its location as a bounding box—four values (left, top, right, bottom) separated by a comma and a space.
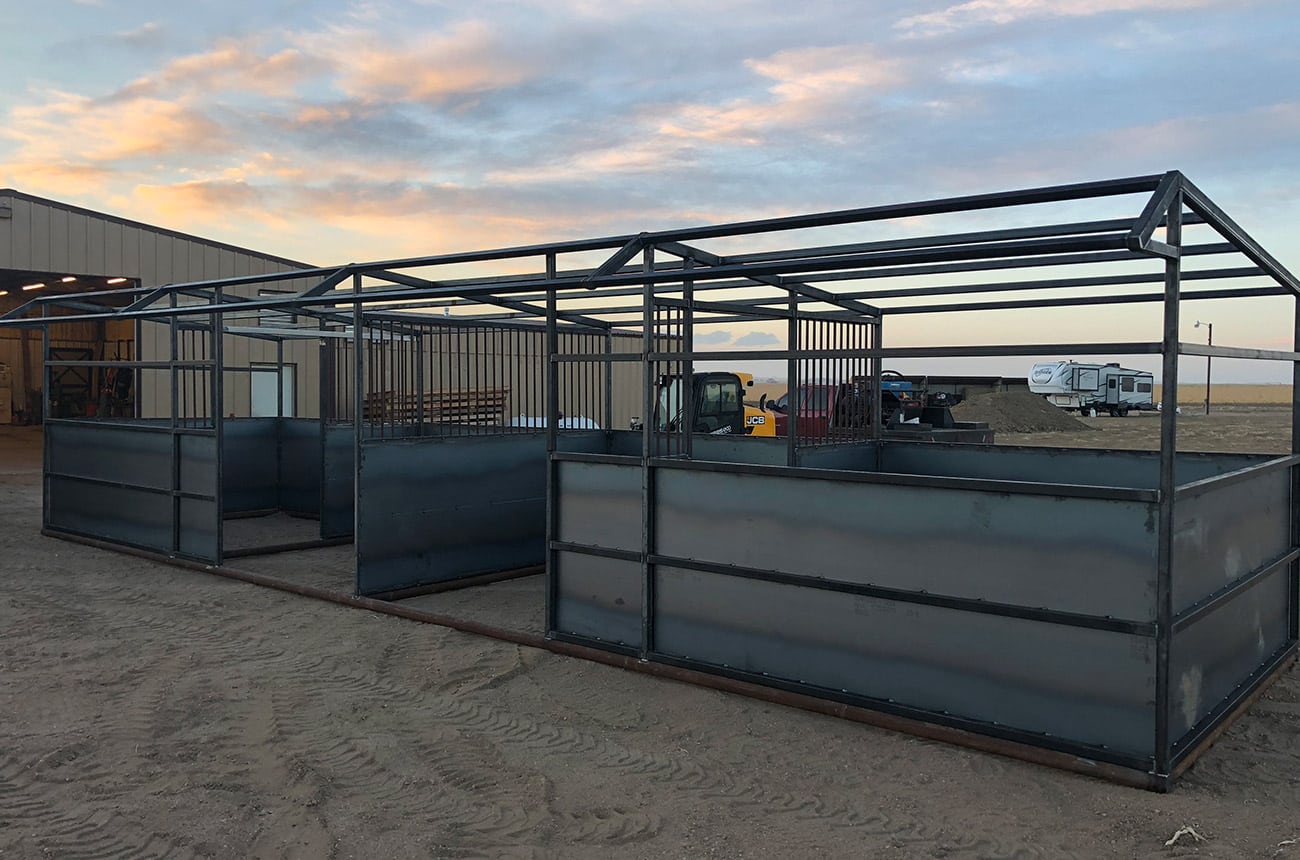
352, 274, 364, 595
871, 319, 882, 470
169, 293, 180, 552
416, 330, 426, 433
545, 254, 560, 634
212, 288, 225, 563
641, 245, 657, 657
275, 338, 284, 420
318, 320, 330, 530
787, 292, 798, 466
605, 331, 614, 432
41, 305, 51, 530
1154, 191, 1183, 776
819, 316, 827, 446
684, 259, 694, 460
464, 320, 472, 436
379, 318, 388, 439
133, 318, 142, 418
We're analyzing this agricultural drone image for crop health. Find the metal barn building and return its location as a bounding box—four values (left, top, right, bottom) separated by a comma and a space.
0, 189, 320, 423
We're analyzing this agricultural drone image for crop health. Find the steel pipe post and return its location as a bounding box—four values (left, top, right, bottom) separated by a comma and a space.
352, 273, 364, 595
545, 254, 560, 635
640, 246, 657, 658
1154, 192, 1183, 777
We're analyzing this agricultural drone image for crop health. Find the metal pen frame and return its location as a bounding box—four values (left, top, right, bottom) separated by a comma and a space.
8, 171, 1299, 789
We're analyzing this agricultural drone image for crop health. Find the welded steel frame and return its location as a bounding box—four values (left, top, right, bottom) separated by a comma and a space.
4, 170, 1298, 789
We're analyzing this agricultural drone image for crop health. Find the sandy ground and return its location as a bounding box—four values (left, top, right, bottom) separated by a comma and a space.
4, 421, 1300, 858
998, 404, 1293, 454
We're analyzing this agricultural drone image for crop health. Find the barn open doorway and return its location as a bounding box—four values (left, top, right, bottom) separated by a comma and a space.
0, 269, 139, 424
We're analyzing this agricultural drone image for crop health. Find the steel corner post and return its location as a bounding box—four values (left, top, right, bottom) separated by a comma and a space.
1154, 191, 1182, 778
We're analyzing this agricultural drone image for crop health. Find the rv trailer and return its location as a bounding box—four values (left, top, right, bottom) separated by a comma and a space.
1028, 361, 1154, 416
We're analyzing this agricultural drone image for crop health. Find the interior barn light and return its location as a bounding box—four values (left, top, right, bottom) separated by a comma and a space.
61, 276, 76, 283
0, 290, 8, 296
22, 283, 45, 291
106, 277, 127, 284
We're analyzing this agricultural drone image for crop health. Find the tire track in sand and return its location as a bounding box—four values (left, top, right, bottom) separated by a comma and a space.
94, 600, 1051, 858
0, 750, 194, 860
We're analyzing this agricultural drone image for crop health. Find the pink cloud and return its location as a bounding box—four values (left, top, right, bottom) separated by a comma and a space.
293, 20, 536, 105
113, 38, 322, 100
6, 93, 230, 163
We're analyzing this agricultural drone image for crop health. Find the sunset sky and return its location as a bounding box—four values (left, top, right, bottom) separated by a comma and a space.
3, 0, 1298, 379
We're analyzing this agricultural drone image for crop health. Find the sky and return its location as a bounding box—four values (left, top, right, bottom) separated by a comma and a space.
2, 0, 1299, 381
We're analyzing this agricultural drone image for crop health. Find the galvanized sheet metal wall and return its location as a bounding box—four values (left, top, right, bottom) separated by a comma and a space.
1170, 568, 1290, 744
555, 553, 643, 647
279, 418, 322, 515
652, 564, 1156, 757
356, 430, 606, 595
320, 425, 354, 538
1168, 466, 1295, 748
550, 447, 1298, 777
654, 467, 1158, 619
556, 459, 642, 550
46, 420, 218, 561
880, 442, 1271, 490
1171, 469, 1290, 612
221, 418, 279, 514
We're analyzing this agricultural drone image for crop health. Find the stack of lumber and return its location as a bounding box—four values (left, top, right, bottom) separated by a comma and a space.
363, 387, 509, 425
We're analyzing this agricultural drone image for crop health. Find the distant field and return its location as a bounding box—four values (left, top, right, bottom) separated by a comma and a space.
1154, 384, 1291, 405
749, 382, 1292, 406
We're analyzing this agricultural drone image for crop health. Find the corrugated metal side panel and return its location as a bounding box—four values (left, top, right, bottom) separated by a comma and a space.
86, 212, 107, 274
30, 200, 50, 270
48, 207, 68, 273
66, 209, 88, 273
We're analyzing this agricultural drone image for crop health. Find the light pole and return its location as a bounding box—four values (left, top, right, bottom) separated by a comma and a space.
1195, 320, 1212, 415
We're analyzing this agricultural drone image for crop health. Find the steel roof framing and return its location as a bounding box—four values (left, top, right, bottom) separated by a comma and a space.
0, 171, 1293, 340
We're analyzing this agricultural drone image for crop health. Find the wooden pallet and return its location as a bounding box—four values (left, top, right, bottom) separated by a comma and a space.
363, 387, 509, 425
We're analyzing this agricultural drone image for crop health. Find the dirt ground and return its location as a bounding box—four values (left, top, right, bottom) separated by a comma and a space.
4, 419, 1300, 859
998, 404, 1294, 454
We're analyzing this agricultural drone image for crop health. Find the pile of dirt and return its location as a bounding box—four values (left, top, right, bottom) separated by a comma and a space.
951, 390, 1096, 433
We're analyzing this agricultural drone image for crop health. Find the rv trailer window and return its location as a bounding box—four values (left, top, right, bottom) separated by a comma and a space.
1109, 378, 1117, 388
1121, 378, 1135, 392
1137, 382, 1152, 393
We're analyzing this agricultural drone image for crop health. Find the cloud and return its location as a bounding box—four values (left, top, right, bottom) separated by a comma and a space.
897, 0, 1217, 36
292, 20, 537, 106
0, 159, 119, 198
5, 92, 231, 163
733, 332, 780, 347
111, 38, 322, 101
113, 22, 165, 49
694, 330, 733, 345
133, 179, 266, 219
657, 43, 904, 144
